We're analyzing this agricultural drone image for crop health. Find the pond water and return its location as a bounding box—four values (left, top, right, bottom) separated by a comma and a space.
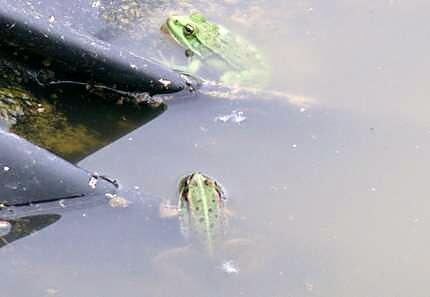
1, 0, 430, 296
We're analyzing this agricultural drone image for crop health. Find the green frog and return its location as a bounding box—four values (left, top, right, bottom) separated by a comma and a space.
161, 12, 269, 88
160, 172, 228, 256
155, 172, 262, 281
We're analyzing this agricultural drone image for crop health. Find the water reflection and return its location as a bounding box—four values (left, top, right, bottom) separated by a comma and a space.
0, 47, 165, 162
0, 214, 61, 248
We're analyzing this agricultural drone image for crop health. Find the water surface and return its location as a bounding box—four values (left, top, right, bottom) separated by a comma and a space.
2, 1, 430, 297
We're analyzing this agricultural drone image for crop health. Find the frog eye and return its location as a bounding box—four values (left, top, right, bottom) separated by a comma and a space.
183, 24, 195, 36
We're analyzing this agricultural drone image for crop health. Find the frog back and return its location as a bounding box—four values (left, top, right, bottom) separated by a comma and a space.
178, 174, 227, 253
197, 23, 265, 72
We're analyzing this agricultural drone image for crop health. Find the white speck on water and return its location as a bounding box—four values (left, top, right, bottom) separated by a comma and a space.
3, 166, 10, 171
300, 107, 307, 112
214, 110, 246, 124
291, 144, 297, 148
0, 220, 11, 236
232, 111, 246, 123
270, 184, 288, 192
82, 213, 87, 217
48, 16, 55, 23
128, 137, 133, 141
216, 115, 230, 123
91, 0, 101, 8
412, 217, 420, 223
58, 200, 66, 208
88, 176, 98, 189
133, 185, 140, 191
222, 260, 240, 275
159, 78, 172, 87
370, 187, 376, 192
305, 282, 314, 291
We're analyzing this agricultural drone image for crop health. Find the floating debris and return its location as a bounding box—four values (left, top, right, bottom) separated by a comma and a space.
88, 175, 98, 189
45, 288, 60, 296
214, 110, 246, 124
90, 0, 101, 8
106, 193, 130, 208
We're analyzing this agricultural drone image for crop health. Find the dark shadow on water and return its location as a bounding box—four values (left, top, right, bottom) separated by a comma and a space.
0, 45, 166, 163
0, 214, 61, 248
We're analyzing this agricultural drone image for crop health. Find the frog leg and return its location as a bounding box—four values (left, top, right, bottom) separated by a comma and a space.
223, 207, 234, 218
156, 50, 176, 69
157, 50, 202, 76
220, 237, 273, 276
153, 245, 193, 263
172, 58, 202, 76
221, 238, 255, 255
220, 69, 267, 88
186, 58, 202, 73
152, 245, 196, 284
159, 201, 179, 218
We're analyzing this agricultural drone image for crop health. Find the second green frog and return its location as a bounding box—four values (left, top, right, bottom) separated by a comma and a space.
161, 12, 269, 88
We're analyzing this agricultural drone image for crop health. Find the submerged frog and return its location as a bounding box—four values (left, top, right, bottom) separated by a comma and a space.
161, 13, 269, 88
155, 172, 262, 280
160, 172, 228, 255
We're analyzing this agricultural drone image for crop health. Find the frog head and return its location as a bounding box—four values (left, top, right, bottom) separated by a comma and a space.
162, 13, 218, 58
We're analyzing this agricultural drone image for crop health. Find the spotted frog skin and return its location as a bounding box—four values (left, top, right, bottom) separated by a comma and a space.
155, 173, 259, 279
161, 13, 269, 88
176, 172, 227, 254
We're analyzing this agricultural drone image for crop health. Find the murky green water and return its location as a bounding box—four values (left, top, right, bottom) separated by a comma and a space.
2, 0, 430, 296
